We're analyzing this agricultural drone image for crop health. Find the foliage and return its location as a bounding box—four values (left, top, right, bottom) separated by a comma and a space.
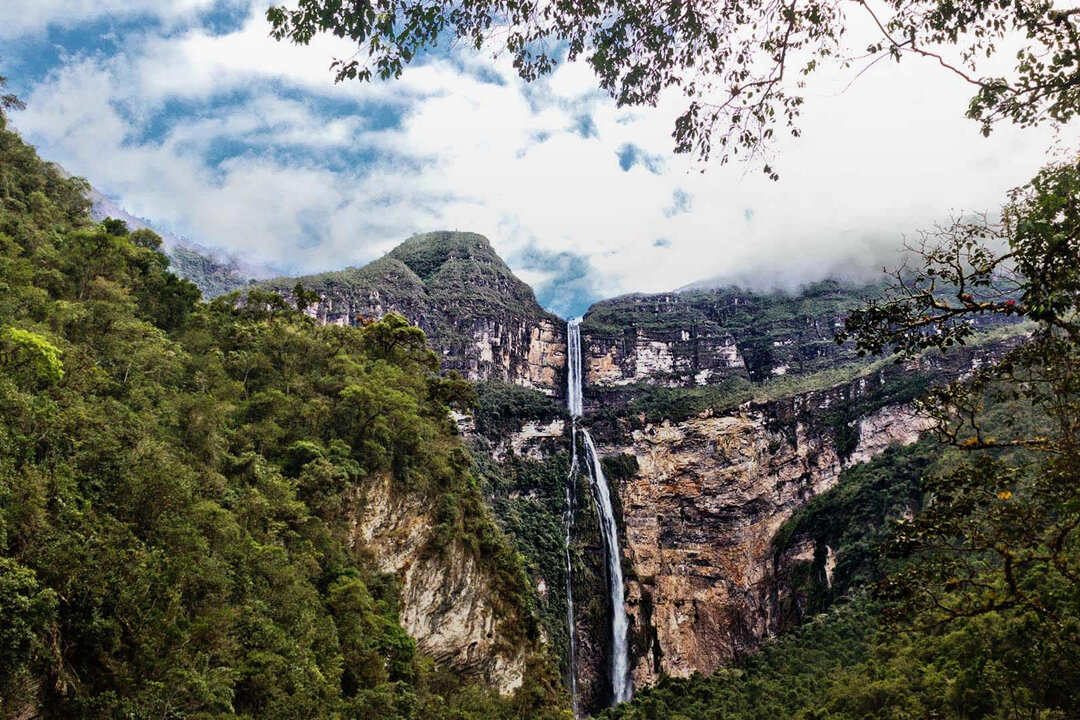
472, 444, 576, 680
0, 61, 25, 120
266, 1, 1079, 176
847, 159, 1080, 714
0, 119, 565, 718
473, 379, 563, 438
0, 326, 64, 384
604, 589, 1080, 720
772, 441, 937, 618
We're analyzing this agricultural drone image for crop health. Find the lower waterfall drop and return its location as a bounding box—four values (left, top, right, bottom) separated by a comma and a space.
581, 427, 632, 704
566, 319, 632, 707
563, 430, 580, 717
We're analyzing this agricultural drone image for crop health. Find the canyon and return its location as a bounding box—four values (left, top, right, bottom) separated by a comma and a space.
255, 231, 1019, 714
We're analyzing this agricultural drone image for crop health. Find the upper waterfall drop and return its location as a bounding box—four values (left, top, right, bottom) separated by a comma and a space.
567, 319, 584, 418
566, 318, 633, 706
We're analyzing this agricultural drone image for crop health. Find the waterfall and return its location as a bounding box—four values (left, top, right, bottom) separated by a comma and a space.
565, 319, 632, 707
581, 427, 632, 704
563, 431, 580, 717
567, 318, 584, 418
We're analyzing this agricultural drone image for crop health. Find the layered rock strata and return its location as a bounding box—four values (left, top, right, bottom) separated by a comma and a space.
611, 380, 933, 686
267, 232, 567, 395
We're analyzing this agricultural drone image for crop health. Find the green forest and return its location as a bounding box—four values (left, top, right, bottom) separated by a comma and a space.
0, 110, 565, 719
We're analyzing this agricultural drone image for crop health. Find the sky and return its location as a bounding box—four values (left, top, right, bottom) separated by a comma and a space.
1, 0, 1065, 318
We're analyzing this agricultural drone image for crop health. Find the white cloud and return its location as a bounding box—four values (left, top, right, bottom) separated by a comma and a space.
11, 2, 1067, 314
0, 0, 228, 38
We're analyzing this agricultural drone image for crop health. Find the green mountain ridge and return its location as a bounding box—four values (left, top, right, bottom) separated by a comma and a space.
261, 231, 567, 395
0, 110, 564, 720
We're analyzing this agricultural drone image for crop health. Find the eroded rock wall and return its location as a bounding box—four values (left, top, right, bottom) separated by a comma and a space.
601, 381, 932, 687
351, 475, 530, 694
268, 232, 568, 396
583, 329, 747, 388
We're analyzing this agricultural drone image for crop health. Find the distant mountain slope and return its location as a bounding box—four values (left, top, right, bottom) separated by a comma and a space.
85, 185, 273, 297
581, 280, 875, 387
580, 278, 1017, 394
265, 231, 568, 395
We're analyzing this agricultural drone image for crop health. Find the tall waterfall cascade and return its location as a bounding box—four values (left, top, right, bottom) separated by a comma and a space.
563, 429, 580, 717
566, 319, 632, 707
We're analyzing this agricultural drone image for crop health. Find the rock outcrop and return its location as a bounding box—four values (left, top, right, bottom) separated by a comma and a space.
267, 232, 567, 395
260, 236, 1022, 708
611, 381, 931, 686
351, 475, 530, 694
580, 282, 870, 387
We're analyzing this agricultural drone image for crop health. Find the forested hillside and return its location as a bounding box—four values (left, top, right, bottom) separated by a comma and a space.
0, 111, 565, 718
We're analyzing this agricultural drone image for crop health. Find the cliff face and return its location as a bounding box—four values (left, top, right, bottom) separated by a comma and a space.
267, 232, 567, 395
613, 382, 931, 686
255, 235, 1020, 709
581, 281, 871, 387
576, 336, 1021, 690
583, 320, 748, 389
350, 475, 531, 694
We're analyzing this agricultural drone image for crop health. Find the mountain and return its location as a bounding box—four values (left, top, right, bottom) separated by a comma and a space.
5, 114, 1038, 719
254, 229, 1025, 714
85, 185, 273, 297
0, 116, 563, 719
263, 231, 567, 395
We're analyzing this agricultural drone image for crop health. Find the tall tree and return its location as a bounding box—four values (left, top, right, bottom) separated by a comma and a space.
835, 156, 1080, 713
0, 57, 26, 122
266, 0, 1080, 177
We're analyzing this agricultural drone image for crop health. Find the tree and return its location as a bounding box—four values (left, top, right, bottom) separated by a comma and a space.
0, 327, 64, 386
292, 281, 321, 312
836, 156, 1080, 714
0, 58, 25, 124
267, 0, 1080, 177
102, 217, 129, 237
129, 227, 163, 250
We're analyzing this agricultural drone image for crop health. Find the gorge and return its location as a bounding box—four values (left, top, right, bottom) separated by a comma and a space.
2, 59, 1070, 716
10, 143, 1026, 715
256, 230, 1021, 714
567, 319, 631, 708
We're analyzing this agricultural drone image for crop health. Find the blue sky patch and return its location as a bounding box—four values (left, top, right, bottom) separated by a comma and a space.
664, 188, 692, 217
510, 244, 601, 319
616, 142, 664, 174
572, 114, 598, 139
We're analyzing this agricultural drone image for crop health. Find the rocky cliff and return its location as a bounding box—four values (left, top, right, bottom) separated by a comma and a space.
267, 232, 567, 395
350, 475, 532, 693
254, 237, 1022, 712
580, 281, 872, 388
580, 340, 1021, 690
614, 378, 931, 685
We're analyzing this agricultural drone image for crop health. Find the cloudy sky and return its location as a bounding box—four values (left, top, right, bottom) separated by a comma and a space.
2, 0, 1063, 317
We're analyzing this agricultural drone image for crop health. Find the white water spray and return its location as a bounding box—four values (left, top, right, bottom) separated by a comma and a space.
566, 319, 632, 706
